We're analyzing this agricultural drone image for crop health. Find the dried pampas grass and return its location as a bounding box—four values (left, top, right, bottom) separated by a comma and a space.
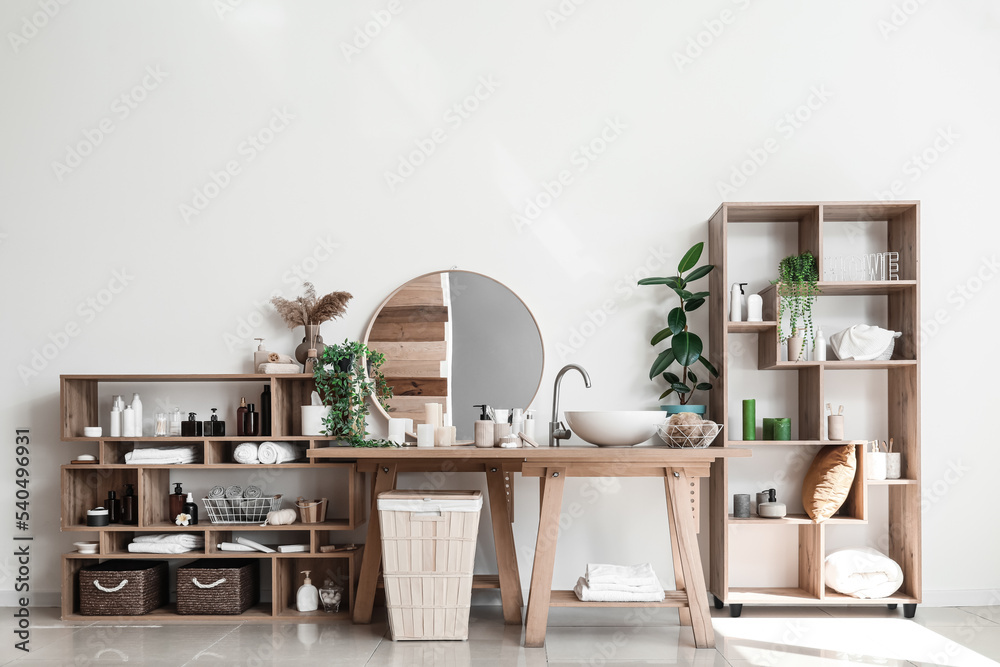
271, 282, 352, 328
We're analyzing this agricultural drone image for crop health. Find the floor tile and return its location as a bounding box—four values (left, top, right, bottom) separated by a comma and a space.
542, 625, 727, 664
184, 621, 388, 664
927, 625, 1000, 664
367, 637, 547, 666
961, 607, 1000, 626
710, 605, 833, 620
0, 627, 82, 662
822, 605, 988, 628
21, 623, 236, 664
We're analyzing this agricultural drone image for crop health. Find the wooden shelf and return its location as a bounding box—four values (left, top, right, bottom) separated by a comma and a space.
758, 281, 916, 299
547, 589, 687, 608
62, 435, 318, 442
760, 360, 917, 371
867, 478, 918, 485
727, 321, 777, 333
726, 440, 850, 447
727, 514, 865, 525
725, 587, 919, 606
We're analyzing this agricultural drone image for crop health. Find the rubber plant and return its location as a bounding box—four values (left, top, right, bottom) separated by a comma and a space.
312, 340, 396, 447
638, 242, 719, 405
776, 252, 820, 356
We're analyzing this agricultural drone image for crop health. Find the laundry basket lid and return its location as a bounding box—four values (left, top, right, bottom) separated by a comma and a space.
377, 489, 483, 512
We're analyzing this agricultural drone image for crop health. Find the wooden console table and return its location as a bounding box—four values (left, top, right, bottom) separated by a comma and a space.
307, 446, 748, 649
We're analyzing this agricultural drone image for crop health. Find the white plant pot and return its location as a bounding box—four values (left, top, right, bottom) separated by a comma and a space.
301, 406, 332, 436
787, 335, 805, 362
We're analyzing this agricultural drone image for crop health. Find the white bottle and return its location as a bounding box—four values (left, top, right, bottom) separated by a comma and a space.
814, 329, 827, 361
297, 570, 319, 612
523, 409, 536, 441
110, 401, 122, 437
131, 393, 143, 437
511, 408, 524, 436
747, 294, 763, 322
122, 405, 136, 437
729, 283, 743, 322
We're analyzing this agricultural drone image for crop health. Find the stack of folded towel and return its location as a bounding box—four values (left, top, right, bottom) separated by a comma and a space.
124, 446, 200, 465
127, 533, 204, 554
233, 441, 305, 464
573, 563, 666, 602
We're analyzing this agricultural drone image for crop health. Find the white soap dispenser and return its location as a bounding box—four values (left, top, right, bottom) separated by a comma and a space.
758, 488, 787, 519
297, 570, 319, 612
730, 283, 745, 322
253, 338, 270, 373
814, 329, 827, 361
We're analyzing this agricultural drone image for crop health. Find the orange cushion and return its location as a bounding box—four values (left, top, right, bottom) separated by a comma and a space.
802, 444, 857, 522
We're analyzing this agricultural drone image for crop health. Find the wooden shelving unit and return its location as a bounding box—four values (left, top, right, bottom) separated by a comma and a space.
707, 201, 921, 616
59, 373, 366, 623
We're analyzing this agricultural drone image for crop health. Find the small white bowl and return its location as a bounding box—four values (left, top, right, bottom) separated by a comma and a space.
83, 427, 102, 438
74, 541, 98, 554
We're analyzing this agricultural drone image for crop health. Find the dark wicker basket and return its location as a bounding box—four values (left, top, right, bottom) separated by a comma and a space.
79, 560, 167, 616
176, 559, 259, 615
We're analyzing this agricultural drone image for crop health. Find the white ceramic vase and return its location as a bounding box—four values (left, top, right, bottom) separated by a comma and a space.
301, 406, 332, 436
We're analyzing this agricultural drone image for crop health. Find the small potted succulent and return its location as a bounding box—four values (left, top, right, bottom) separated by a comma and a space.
638, 242, 719, 415
311, 340, 395, 447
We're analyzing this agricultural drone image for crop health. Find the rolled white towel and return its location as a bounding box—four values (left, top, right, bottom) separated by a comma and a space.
257, 441, 305, 464
233, 442, 260, 464
574, 577, 664, 602
128, 542, 196, 554
132, 533, 204, 548
586, 563, 659, 587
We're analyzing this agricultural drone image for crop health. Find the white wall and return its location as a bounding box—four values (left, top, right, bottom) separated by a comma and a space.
2, 0, 999, 606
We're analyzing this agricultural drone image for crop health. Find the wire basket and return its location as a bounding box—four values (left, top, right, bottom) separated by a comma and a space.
656, 422, 722, 449
203, 496, 281, 524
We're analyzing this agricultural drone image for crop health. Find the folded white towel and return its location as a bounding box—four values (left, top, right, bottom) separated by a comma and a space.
257, 441, 305, 464
128, 543, 196, 554
132, 533, 204, 548
233, 442, 260, 464
125, 446, 200, 465
574, 577, 665, 602
218, 542, 256, 552
587, 581, 666, 594
586, 563, 659, 587
124, 456, 199, 465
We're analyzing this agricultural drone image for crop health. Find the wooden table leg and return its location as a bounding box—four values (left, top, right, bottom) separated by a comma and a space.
353, 462, 397, 624
665, 476, 692, 628
524, 467, 566, 648
487, 465, 524, 624
665, 468, 714, 648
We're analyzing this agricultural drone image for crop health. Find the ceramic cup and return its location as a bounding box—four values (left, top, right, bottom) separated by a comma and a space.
827, 415, 844, 441
886, 452, 901, 480
83, 426, 102, 437
868, 452, 888, 480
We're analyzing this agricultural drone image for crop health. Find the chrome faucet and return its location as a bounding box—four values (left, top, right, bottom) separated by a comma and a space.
549, 364, 592, 446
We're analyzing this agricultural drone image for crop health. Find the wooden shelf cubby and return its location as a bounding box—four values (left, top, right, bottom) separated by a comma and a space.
708, 201, 921, 613
59, 374, 367, 623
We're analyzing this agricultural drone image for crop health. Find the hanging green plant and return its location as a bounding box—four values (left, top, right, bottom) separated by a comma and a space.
775, 252, 820, 353
311, 340, 396, 447
638, 242, 719, 405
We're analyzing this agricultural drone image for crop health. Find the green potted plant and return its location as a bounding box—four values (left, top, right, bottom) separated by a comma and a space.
311, 340, 396, 447
775, 252, 820, 361
638, 242, 719, 415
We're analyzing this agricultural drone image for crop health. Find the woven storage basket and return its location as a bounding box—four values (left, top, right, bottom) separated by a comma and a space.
377, 490, 483, 641
176, 559, 259, 615
79, 560, 167, 616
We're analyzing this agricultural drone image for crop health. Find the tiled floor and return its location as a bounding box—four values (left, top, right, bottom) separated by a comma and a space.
2, 605, 998, 666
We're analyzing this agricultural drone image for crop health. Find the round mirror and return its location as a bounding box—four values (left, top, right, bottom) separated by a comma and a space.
364, 271, 544, 441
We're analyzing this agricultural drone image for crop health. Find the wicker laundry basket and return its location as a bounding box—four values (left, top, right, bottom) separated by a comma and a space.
176, 559, 259, 615
79, 560, 167, 616
377, 490, 483, 641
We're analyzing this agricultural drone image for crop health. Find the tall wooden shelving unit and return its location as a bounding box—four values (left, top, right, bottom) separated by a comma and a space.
59, 373, 366, 623
707, 202, 921, 616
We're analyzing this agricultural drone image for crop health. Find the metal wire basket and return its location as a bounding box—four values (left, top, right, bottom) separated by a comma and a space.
656, 422, 723, 449
202, 496, 281, 524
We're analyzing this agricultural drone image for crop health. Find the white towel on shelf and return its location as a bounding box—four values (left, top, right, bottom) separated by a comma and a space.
125, 446, 199, 465
233, 442, 260, 464
218, 542, 256, 552
257, 441, 305, 464
128, 542, 196, 554
586, 563, 659, 587
587, 581, 666, 594
574, 577, 665, 602
132, 533, 204, 548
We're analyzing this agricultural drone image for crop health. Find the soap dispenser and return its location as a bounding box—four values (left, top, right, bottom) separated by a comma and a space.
203, 408, 225, 436
730, 283, 748, 322
297, 570, 319, 612
181, 412, 203, 437
106, 490, 121, 524
758, 489, 787, 519
182, 492, 199, 525
122, 484, 138, 525
260, 384, 271, 437
523, 409, 536, 441
244, 404, 259, 436
170, 483, 186, 520
253, 337, 270, 372
236, 398, 248, 437
473, 405, 494, 448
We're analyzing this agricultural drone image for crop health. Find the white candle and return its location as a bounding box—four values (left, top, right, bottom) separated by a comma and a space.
417, 424, 435, 448
388, 418, 405, 445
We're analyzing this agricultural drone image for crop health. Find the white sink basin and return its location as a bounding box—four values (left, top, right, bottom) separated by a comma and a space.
564, 411, 666, 447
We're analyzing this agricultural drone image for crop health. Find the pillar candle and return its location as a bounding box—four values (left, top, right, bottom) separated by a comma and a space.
387, 418, 405, 445
773, 418, 791, 441
742, 399, 756, 440
424, 403, 443, 429
416, 424, 435, 448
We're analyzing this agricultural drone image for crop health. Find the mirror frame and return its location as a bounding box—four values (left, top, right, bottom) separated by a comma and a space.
362, 270, 546, 427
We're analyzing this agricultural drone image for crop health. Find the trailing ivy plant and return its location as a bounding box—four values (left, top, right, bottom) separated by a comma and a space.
312, 339, 396, 447
775, 252, 820, 356
638, 242, 719, 405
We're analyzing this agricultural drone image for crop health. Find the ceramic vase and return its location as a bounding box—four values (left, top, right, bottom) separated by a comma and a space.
295, 324, 326, 364
787, 334, 805, 362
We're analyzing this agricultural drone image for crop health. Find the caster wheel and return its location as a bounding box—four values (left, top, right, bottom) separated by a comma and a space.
713, 596, 724, 610
730, 604, 743, 618
904, 604, 917, 618
887, 604, 898, 610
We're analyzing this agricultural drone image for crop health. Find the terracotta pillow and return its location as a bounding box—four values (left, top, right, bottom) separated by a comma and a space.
802, 444, 857, 522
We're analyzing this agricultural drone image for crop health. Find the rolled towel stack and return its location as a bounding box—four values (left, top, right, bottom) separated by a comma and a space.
233, 442, 260, 464
574, 563, 665, 602
128, 533, 204, 554
257, 441, 306, 464
208, 486, 226, 499
124, 446, 200, 465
